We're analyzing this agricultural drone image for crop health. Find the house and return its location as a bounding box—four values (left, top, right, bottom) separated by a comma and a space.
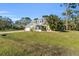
24, 18, 51, 32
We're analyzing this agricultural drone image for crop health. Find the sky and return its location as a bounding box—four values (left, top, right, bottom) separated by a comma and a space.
0, 3, 65, 21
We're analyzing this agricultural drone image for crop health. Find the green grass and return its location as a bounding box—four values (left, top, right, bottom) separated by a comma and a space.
0, 31, 79, 55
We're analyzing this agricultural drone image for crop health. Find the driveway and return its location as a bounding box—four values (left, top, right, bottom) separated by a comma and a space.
0, 30, 24, 34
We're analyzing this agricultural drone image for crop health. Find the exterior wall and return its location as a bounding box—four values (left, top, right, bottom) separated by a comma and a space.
24, 18, 51, 32
24, 28, 30, 31
34, 25, 42, 32
35, 30, 42, 32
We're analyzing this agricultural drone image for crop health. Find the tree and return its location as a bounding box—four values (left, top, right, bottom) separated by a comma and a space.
33, 18, 38, 23
20, 17, 31, 26
0, 16, 13, 30
74, 16, 79, 31
61, 3, 79, 30
14, 17, 31, 30
42, 14, 63, 31
3, 17, 13, 29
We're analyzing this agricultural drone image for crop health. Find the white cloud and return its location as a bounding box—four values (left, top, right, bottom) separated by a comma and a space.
0, 11, 9, 14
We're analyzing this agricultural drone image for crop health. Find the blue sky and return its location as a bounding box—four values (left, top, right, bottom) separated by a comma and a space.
0, 3, 65, 21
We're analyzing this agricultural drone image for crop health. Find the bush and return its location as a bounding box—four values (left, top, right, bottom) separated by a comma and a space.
41, 26, 46, 31
30, 28, 34, 32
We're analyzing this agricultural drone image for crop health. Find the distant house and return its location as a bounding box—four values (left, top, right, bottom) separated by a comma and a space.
24, 18, 51, 32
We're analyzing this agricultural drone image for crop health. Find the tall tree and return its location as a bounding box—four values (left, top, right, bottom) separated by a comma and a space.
33, 18, 38, 23
14, 17, 31, 29
42, 14, 63, 31
61, 3, 79, 30
0, 16, 13, 30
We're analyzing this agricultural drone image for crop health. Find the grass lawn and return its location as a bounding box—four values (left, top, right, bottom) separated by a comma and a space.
0, 31, 79, 56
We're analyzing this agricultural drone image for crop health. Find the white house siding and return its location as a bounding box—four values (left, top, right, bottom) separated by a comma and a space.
24, 18, 50, 32
24, 28, 30, 31
35, 30, 42, 32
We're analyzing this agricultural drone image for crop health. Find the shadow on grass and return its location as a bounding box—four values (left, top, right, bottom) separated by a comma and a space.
1, 34, 8, 36
59, 30, 69, 32
25, 43, 68, 56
